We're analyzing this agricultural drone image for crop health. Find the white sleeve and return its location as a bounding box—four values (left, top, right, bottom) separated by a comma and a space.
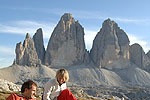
43, 81, 53, 100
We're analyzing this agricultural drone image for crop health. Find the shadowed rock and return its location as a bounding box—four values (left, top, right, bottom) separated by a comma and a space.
33, 28, 45, 64
130, 43, 150, 68
146, 50, 150, 59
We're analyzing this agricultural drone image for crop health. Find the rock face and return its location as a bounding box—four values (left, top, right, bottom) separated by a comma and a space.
15, 33, 41, 66
14, 13, 150, 71
90, 19, 130, 68
130, 43, 150, 68
146, 50, 150, 59
33, 28, 45, 64
45, 13, 89, 66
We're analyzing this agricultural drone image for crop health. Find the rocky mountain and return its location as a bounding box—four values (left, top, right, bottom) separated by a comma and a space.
15, 33, 41, 66
45, 13, 90, 67
90, 18, 130, 69
1, 13, 150, 91
33, 28, 45, 64
130, 43, 150, 69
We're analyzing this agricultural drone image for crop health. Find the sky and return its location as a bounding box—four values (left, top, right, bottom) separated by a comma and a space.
0, 0, 150, 68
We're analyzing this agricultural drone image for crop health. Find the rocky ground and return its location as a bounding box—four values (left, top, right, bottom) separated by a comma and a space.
1, 65, 150, 100
1, 82, 150, 100
69, 85, 150, 100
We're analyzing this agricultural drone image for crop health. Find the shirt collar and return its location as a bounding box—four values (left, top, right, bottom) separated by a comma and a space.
54, 78, 66, 86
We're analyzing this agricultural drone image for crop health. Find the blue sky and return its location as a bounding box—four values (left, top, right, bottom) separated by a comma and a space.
0, 0, 150, 68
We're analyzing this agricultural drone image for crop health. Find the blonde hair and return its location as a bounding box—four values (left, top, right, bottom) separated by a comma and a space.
56, 69, 69, 82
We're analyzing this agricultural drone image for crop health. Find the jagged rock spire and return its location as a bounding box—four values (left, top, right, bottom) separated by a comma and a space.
90, 18, 130, 68
33, 28, 45, 64
147, 50, 150, 59
45, 13, 90, 66
15, 33, 41, 66
61, 13, 74, 22
25, 33, 30, 39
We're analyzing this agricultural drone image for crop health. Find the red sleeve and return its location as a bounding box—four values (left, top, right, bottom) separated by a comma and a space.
6, 93, 16, 100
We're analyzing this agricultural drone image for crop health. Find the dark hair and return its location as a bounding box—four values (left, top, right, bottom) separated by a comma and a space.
21, 80, 37, 93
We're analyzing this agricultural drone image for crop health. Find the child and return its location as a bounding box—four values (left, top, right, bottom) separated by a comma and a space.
43, 68, 77, 100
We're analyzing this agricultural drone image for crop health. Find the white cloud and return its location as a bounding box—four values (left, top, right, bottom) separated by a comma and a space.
0, 20, 56, 39
112, 17, 150, 23
84, 30, 97, 50
0, 24, 35, 34
49, 8, 150, 24
5, 7, 150, 24
48, 9, 105, 20
0, 46, 15, 56
15, 20, 43, 27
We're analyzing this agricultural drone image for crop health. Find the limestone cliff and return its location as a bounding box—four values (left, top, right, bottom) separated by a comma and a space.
33, 28, 45, 64
15, 33, 41, 66
130, 43, 150, 68
90, 19, 130, 68
45, 13, 90, 67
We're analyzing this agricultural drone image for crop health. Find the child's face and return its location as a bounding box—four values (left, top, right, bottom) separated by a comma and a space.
57, 76, 65, 85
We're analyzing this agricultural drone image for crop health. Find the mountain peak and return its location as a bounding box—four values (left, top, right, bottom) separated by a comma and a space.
45, 13, 89, 66
25, 33, 30, 39
102, 18, 118, 28
36, 28, 42, 33
61, 13, 74, 22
